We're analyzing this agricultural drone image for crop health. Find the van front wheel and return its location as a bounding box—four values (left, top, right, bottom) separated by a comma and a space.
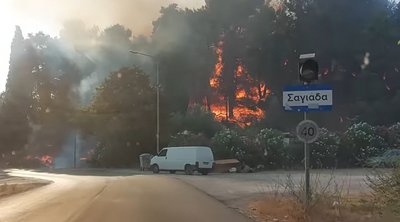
152, 164, 160, 174
184, 165, 194, 175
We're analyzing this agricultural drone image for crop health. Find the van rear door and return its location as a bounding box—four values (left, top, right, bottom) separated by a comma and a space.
196, 147, 214, 169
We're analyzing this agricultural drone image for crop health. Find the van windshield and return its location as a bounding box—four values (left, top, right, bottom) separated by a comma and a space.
158, 149, 167, 157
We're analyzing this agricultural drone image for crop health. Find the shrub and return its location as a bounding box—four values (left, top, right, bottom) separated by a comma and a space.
387, 123, 400, 149
168, 130, 210, 146
256, 128, 285, 168
169, 105, 222, 138
90, 140, 140, 168
240, 135, 264, 167
310, 128, 339, 169
283, 139, 304, 169
366, 167, 400, 218
211, 128, 246, 161
338, 122, 387, 167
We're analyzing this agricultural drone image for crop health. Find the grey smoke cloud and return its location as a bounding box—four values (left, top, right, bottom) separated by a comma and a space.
10, 0, 205, 36
9, 1, 205, 105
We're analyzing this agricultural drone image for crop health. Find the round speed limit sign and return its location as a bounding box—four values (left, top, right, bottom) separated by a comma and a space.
296, 120, 319, 143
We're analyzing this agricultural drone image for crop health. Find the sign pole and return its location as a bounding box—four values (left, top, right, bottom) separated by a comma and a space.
304, 111, 310, 207
74, 134, 77, 169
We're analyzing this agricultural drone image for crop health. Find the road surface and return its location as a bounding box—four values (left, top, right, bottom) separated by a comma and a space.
0, 170, 251, 222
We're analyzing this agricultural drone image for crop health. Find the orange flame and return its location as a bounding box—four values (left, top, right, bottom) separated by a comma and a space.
233, 106, 265, 127
210, 41, 224, 88
26, 155, 53, 167
236, 63, 244, 77
210, 103, 227, 122
208, 44, 268, 127
39, 155, 53, 167
236, 89, 246, 99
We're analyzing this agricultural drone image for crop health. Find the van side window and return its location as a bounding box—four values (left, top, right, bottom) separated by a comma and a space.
158, 149, 167, 157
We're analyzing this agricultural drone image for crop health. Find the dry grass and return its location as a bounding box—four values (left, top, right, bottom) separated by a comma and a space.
248, 197, 303, 222
246, 171, 399, 222
366, 168, 400, 217
247, 195, 395, 222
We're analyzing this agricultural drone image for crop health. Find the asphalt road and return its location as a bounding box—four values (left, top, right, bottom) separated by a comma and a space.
0, 170, 251, 222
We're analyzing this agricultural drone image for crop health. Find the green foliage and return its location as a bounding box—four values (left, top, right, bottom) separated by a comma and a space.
339, 122, 388, 166
24, 32, 78, 156
310, 128, 339, 169
83, 67, 157, 167
256, 128, 285, 168
388, 123, 400, 148
283, 140, 304, 170
152, 4, 214, 113
5, 0, 400, 166
211, 128, 246, 160
210, 128, 264, 166
169, 105, 221, 138
168, 131, 210, 147
0, 27, 34, 158
241, 135, 264, 168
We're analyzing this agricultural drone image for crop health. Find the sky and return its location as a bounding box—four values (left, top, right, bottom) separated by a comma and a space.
0, 0, 205, 92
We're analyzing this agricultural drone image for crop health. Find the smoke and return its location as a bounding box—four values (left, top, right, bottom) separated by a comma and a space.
11, 0, 205, 35
53, 130, 93, 168
12, 1, 207, 164
5, 1, 206, 106
78, 71, 101, 105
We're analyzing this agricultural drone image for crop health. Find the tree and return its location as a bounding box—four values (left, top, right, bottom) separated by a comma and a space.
24, 32, 79, 157
83, 67, 157, 167
152, 4, 215, 113
0, 26, 34, 159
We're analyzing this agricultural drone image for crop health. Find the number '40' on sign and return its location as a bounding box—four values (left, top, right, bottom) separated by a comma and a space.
296, 120, 319, 143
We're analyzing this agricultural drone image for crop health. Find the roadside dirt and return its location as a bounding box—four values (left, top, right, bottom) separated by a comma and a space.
245, 195, 398, 222
0, 176, 51, 199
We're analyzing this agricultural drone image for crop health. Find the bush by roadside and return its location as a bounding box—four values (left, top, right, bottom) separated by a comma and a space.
338, 122, 388, 167
165, 121, 400, 171
211, 128, 247, 161
257, 128, 285, 169
247, 171, 395, 222
168, 131, 210, 147
310, 128, 339, 169
366, 166, 400, 218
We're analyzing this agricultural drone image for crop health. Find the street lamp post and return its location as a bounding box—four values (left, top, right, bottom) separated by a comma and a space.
129, 50, 160, 154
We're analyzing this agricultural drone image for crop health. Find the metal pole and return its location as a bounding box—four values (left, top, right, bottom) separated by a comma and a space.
156, 62, 160, 154
74, 134, 77, 168
304, 111, 310, 207
129, 51, 160, 154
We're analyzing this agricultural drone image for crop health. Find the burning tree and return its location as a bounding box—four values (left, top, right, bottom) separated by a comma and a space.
208, 34, 269, 127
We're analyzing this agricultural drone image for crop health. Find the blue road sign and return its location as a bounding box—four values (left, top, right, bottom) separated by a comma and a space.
283, 84, 333, 112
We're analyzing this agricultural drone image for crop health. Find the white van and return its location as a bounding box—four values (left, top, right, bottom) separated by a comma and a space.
150, 146, 214, 175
